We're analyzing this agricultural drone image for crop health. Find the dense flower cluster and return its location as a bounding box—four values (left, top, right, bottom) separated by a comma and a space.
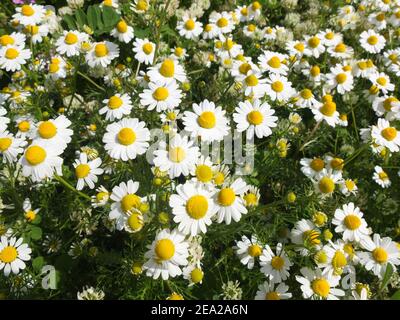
0, 0, 399, 300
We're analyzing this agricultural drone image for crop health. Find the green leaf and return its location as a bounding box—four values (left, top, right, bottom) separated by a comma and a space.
134, 28, 151, 38
31, 214, 41, 225
62, 14, 77, 30
160, 24, 178, 38
102, 6, 120, 28
30, 226, 42, 240
75, 9, 87, 28
380, 263, 393, 291
391, 289, 400, 300
94, 6, 104, 30
32, 256, 45, 272
87, 5, 98, 30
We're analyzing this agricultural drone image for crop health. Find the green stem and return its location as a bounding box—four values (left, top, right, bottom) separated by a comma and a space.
77, 71, 106, 92
54, 175, 91, 200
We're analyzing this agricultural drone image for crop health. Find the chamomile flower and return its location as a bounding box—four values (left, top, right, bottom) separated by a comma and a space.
183, 264, 204, 286
311, 96, 340, 127
132, 38, 155, 65
100, 93, 133, 121
326, 65, 354, 94
19, 142, 63, 182
111, 20, 134, 43
370, 72, 394, 94
182, 99, 229, 142
177, 15, 203, 40
143, 228, 189, 280
290, 219, 321, 253
0, 131, 26, 163
255, 281, 292, 300
319, 29, 342, 47
24, 24, 49, 44
91, 186, 109, 208
372, 96, 400, 120
265, 74, 295, 102
234, 235, 263, 269
295, 89, 320, 109
130, 0, 149, 13
33, 115, 73, 151
73, 153, 103, 191
101, 0, 119, 9
233, 99, 277, 139
124, 209, 145, 233
286, 40, 305, 58
296, 267, 345, 300
147, 58, 187, 84
55, 31, 89, 57
258, 50, 288, 75
47, 56, 67, 80
373, 165, 391, 188
0, 236, 31, 277
359, 234, 400, 279
202, 23, 219, 39
241, 72, 267, 98
352, 59, 377, 78
242, 186, 260, 207
153, 133, 199, 179
0, 45, 31, 72
318, 240, 353, 277
300, 157, 326, 179
0, 32, 26, 48
86, 41, 119, 68
140, 80, 182, 112
314, 169, 342, 195
214, 178, 248, 225
102, 117, 150, 161
210, 11, 234, 35
304, 35, 325, 58
332, 202, 370, 242
371, 118, 400, 152
13, 4, 45, 26
360, 30, 386, 53
22, 198, 39, 222
260, 243, 293, 283
340, 179, 358, 196
230, 59, 260, 81
169, 181, 217, 236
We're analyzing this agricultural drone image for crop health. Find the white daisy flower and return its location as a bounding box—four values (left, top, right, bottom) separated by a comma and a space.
91, 185, 110, 208
290, 219, 321, 253
0, 32, 26, 48
19, 142, 63, 182
169, 180, 217, 236
143, 228, 189, 280
209, 11, 234, 35
233, 99, 277, 139
296, 267, 345, 300
265, 74, 295, 102
214, 178, 248, 225
14, 115, 35, 138
130, 0, 149, 13
0, 45, 31, 72
368, 12, 387, 30
318, 29, 342, 47
182, 99, 230, 142
313, 169, 342, 195
13, 4, 45, 26
24, 24, 49, 44
242, 72, 267, 98
340, 179, 358, 196
311, 97, 339, 127
55, 30, 89, 57
85, 41, 119, 68
234, 235, 263, 269
73, 153, 103, 191
372, 96, 400, 121
147, 58, 187, 85
260, 243, 293, 284
22, 198, 39, 222
332, 202, 370, 242
111, 20, 134, 43
359, 234, 400, 279
47, 56, 67, 80
0, 236, 31, 277
370, 72, 394, 94
139, 80, 182, 112
102, 117, 150, 161
101, 0, 119, 9
371, 118, 400, 152
202, 23, 219, 40
153, 133, 199, 179
286, 40, 305, 58
255, 281, 292, 300
300, 157, 326, 179
373, 165, 391, 188
177, 15, 203, 40
326, 65, 354, 94
100, 93, 133, 121
318, 240, 354, 277
257, 50, 289, 75
183, 264, 204, 286
0, 130, 26, 163
230, 58, 260, 81
132, 38, 155, 65
242, 185, 260, 207
352, 59, 377, 78
304, 35, 325, 58
360, 30, 386, 53
295, 88, 320, 109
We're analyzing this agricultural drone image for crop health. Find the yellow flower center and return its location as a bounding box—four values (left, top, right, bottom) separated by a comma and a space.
155, 239, 175, 261
159, 59, 175, 78
0, 35, 14, 46
310, 65, 320, 77
75, 164, 90, 179
64, 32, 78, 45
369, 85, 379, 95
300, 89, 312, 100
0, 138, 12, 152
318, 177, 335, 193
378, 171, 388, 180
336, 73, 347, 84
247, 24, 256, 32
169, 147, 186, 163
103, 0, 113, 6
239, 62, 251, 75
0, 246, 18, 263
121, 194, 141, 212
18, 120, 30, 132
190, 268, 204, 283
96, 191, 108, 203
294, 42, 305, 52
314, 250, 328, 263
5, 48, 19, 60
377, 13, 385, 21
117, 128, 136, 145
195, 165, 213, 182
367, 36, 378, 46
252, 1, 261, 10
25, 25, 39, 35
332, 250, 347, 269
21, 5, 34, 16
95, 43, 108, 57
271, 81, 284, 92
335, 43, 346, 53
198, 111, 216, 129
376, 77, 387, 86
142, 43, 153, 55
247, 244, 262, 257
108, 95, 123, 109
245, 74, 258, 87
247, 110, 263, 125
320, 101, 336, 116
152, 87, 169, 101
213, 172, 225, 185
204, 24, 213, 32
217, 17, 228, 28
312, 278, 330, 298
345, 179, 355, 191
218, 188, 236, 206
174, 47, 183, 57
38, 121, 57, 139
271, 256, 285, 270
127, 213, 143, 231
310, 158, 325, 171
381, 127, 397, 141
268, 56, 281, 69
49, 63, 60, 73
372, 247, 388, 264
136, 0, 148, 11
383, 97, 398, 111
25, 145, 47, 165
223, 39, 234, 50
186, 195, 209, 219
308, 36, 320, 48
331, 157, 344, 170
25, 210, 36, 222
185, 19, 195, 30
116, 20, 128, 33
325, 32, 334, 40
265, 292, 280, 300
243, 193, 258, 206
